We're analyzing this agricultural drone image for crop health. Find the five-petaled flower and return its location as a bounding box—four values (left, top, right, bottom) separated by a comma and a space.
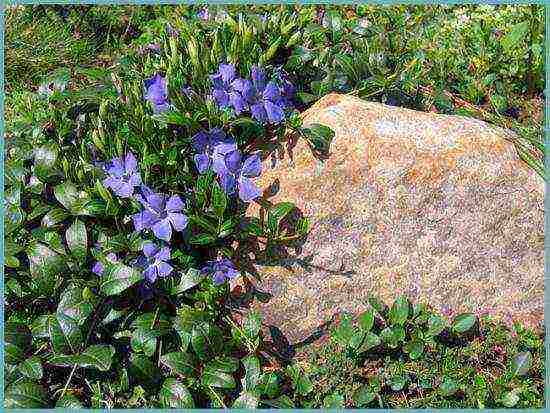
192, 128, 237, 174
141, 242, 173, 283
144, 73, 170, 113
103, 152, 142, 198
217, 151, 262, 202
133, 186, 189, 242
210, 63, 248, 114
92, 253, 118, 276
201, 257, 239, 285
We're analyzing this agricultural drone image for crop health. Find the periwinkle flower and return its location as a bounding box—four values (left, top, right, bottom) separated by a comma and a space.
103, 152, 142, 198
247, 65, 287, 124
210, 64, 237, 108
201, 257, 239, 285
133, 186, 188, 242
197, 6, 210, 21
141, 242, 173, 283
192, 128, 238, 174
92, 253, 118, 276
217, 151, 262, 202
144, 73, 169, 113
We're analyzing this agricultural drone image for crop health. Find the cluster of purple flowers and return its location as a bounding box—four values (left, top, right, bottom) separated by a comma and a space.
96, 151, 240, 285
210, 64, 294, 124
192, 128, 262, 202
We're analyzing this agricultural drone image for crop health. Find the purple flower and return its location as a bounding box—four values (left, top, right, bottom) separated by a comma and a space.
141, 242, 173, 283
217, 151, 262, 202
197, 6, 210, 21
92, 253, 118, 276
247, 66, 287, 124
166, 23, 179, 37
192, 128, 237, 174
144, 73, 169, 113
201, 257, 239, 285
132, 186, 188, 242
103, 152, 142, 198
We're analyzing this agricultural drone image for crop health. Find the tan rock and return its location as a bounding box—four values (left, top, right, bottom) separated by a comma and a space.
239, 93, 544, 344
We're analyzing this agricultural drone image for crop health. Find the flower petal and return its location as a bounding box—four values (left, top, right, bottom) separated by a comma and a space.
157, 262, 173, 278
264, 100, 285, 124
144, 266, 158, 283
238, 176, 262, 202
92, 261, 104, 276
168, 212, 188, 231
133, 210, 154, 232
194, 153, 211, 174
263, 81, 281, 101
218, 64, 236, 84
143, 242, 158, 257
152, 219, 172, 242
155, 246, 171, 262
241, 153, 262, 178
125, 152, 138, 173
219, 172, 237, 195
224, 150, 242, 173
166, 195, 184, 212
251, 103, 267, 122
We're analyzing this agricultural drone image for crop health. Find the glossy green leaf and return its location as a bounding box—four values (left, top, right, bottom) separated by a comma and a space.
5, 382, 47, 408
18, 356, 43, 380
451, 313, 476, 334
159, 378, 195, 408
159, 351, 196, 377
100, 262, 143, 296
65, 219, 88, 260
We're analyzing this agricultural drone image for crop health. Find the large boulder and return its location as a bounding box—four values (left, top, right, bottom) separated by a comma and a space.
237, 93, 544, 344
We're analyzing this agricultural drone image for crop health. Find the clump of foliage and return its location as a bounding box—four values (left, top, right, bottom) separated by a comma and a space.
4, 4, 545, 409
284, 296, 544, 409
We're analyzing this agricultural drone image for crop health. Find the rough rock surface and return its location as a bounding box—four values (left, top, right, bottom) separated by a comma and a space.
239, 93, 544, 344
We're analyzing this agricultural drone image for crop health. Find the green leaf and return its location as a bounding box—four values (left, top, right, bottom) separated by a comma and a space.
57, 283, 95, 326
201, 368, 236, 389
159, 351, 196, 377
54, 181, 90, 215
353, 386, 376, 407
332, 313, 354, 346
243, 309, 262, 339
511, 351, 533, 376
189, 233, 217, 245
42, 208, 69, 228
32, 314, 82, 354
5, 322, 32, 364
77, 345, 115, 371
388, 296, 409, 326
65, 219, 88, 260
56, 393, 83, 408
390, 375, 407, 391
159, 378, 195, 408
267, 202, 295, 234
232, 392, 259, 408
242, 355, 261, 392
451, 313, 476, 334
439, 377, 459, 396
131, 328, 160, 357
18, 356, 43, 380
5, 382, 47, 408
207, 356, 239, 373
34, 144, 58, 181
358, 309, 375, 331
211, 181, 227, 218
172, 268, 205, 294
261, 395, 295, 408
349, 329, 366, 351
404, 339, 424, 360
129, 354, 159, 384
502, 21, 529, 52
427, 314, 447, 336
258, 372, 279, 398
358, 332, 381, 353
287, 365, 313, 396
301, 123, 334, 156
100, 262, 143, 296
323, 393, 345, 408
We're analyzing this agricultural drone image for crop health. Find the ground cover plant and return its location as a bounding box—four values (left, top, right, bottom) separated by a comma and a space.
4, 4, 545, 409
